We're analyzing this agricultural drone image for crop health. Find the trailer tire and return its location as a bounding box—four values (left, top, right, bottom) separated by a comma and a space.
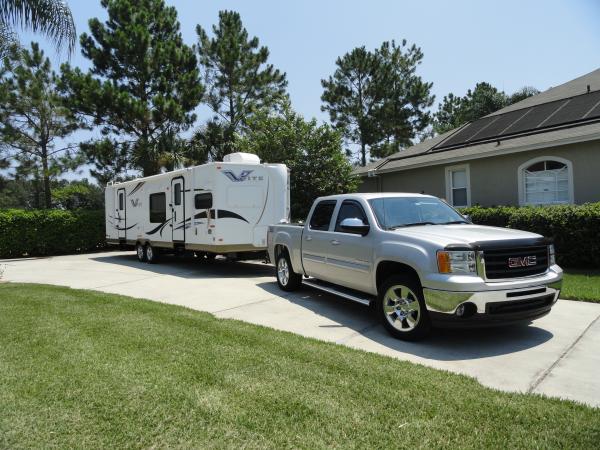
145, 243, 160, 264
276, 251, 302, 291
135, 242, 146, 262
376, 274, 431, 341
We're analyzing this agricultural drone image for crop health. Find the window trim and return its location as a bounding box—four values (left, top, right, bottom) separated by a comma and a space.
445, 164, 471, 207
308, 200, 337, 231
334, 200, 368, 233
195, 192, 213, 209
517, 156, 574, 206
149, 192, 167, 224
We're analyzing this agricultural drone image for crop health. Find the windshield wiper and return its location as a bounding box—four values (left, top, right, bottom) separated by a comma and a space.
388, 222, 436, 230
440, 220, 469, 225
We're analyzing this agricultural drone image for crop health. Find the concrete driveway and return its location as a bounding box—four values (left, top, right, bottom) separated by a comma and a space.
1, 251, 599, 408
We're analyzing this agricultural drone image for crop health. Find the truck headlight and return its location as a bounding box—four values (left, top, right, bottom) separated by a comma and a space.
437, 250, 476, 274
548, 244, 556, 266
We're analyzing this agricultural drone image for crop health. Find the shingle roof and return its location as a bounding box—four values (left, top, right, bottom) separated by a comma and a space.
356, 68, 600, 176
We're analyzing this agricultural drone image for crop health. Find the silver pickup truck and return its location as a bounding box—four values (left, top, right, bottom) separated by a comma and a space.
267, 193, 563, 340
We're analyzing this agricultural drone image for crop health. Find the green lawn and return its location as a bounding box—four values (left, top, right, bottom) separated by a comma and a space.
562, 270, 600, 303
0, 284, 599, 449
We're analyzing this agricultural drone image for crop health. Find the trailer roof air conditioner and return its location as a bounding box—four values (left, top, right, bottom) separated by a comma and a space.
222, 152, 260, 164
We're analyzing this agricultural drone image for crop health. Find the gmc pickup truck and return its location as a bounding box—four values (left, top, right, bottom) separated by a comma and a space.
267, 193, 563, 340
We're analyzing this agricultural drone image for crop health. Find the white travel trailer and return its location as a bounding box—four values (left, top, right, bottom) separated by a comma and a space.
105, 153, 289, 262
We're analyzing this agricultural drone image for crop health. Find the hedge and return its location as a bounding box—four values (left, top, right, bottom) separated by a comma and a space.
0, 209, 106, 259
460, 203, 600, 268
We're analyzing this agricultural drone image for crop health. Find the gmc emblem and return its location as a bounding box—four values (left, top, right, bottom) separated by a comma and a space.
508, 256, 537, 268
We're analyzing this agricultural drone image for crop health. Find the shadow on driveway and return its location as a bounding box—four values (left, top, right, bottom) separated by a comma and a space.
92, 252, 554, 362
91, 253, 274, 279
256, 281, 554, 362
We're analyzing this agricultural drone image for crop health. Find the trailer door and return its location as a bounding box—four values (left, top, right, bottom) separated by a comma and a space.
116, 187, 126, 240
171, 177, 185, 242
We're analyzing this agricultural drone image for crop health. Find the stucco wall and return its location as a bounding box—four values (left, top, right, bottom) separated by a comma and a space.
357, 140, 600, 206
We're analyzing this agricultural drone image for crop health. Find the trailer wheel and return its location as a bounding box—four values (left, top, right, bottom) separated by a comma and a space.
145, 243, 160, 264
276, 251, 302, 291
376, 274, 431, 341
135, 242, 146, 262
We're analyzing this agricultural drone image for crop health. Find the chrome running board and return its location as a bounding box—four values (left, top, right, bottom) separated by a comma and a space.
303, 278, 373, 306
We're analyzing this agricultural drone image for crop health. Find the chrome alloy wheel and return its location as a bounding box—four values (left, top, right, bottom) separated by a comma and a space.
136, 244, 145, 260
383, 284, 421, 332
277, 257, 290, 286
146, 245, 154, 261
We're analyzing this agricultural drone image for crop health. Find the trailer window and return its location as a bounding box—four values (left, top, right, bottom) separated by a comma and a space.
309, 201, 336, 231
174, 183, 182, 206
195, 192, 213, 209
118, 192, 124, 211
149, 193, 166, 223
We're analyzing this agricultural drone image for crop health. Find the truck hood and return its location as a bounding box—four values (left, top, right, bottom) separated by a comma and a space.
391, 224, 543, 248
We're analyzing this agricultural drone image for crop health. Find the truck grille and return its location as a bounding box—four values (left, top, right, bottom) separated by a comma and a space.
483, 245, 549, 280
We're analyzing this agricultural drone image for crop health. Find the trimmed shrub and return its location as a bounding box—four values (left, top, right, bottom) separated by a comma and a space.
460, 203, 600, 268
0, 209, 106, 258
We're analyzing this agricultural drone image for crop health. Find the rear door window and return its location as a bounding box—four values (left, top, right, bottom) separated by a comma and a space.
309, 201, 336, 231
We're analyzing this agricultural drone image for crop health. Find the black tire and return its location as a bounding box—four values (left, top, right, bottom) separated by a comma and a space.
135, 242, 146, 262
145, 243, 160, 264
275, 250, 302, 291
376, 274, 431, 341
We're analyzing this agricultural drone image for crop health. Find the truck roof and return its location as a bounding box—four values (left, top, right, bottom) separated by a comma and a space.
316, 192, 436, 201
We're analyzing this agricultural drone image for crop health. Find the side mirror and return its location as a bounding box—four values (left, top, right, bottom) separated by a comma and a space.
340, 218, 370, 236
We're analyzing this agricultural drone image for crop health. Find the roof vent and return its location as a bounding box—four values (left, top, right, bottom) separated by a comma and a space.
222, 152, 261, 164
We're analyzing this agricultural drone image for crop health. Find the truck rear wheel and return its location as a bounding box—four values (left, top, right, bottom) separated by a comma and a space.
276, 251, 302, 291
377, 275, 431, 341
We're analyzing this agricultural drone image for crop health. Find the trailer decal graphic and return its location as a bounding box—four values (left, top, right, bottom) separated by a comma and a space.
217, 209, 249, 223
222, 170, 253, 182
115, 223, 138, 231
128, 182, 145, 196
146, 217, 173, 236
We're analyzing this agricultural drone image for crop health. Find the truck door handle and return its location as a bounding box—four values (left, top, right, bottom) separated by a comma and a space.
330, 240, 340, 246
305, 236, 312, 241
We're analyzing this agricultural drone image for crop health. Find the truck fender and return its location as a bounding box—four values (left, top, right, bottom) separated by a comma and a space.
372, 240, 432, 291
272, 231, 303, 275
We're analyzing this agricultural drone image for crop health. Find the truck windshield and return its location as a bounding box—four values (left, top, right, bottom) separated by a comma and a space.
368, 197, 468, 230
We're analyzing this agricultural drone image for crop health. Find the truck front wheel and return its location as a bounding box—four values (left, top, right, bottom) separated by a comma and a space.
276, 251, 302, 291
377, 275, 431, 341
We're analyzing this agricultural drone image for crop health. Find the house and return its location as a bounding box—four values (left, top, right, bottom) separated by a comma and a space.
356, 69, 600, 207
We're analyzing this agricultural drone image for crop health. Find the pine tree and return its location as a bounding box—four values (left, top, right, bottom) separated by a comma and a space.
321, 46, 383, 167
371, 40, 434, 159
0, 42, 82, 208
195, 10, 287, 153
62, 0, 202, 180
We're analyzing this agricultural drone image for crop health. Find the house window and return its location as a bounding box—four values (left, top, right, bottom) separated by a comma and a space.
445, 165, 470, 207
518, 157, 573, 205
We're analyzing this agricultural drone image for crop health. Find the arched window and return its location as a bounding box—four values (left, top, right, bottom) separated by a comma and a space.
518, 156, 573, 206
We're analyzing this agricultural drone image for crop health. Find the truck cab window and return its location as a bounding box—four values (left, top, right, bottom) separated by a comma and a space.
149, 193, 166, 223
309, 201, 336, 231
335, 201, 367, 232
174, 183, 182, 206
195, 193, 213, 209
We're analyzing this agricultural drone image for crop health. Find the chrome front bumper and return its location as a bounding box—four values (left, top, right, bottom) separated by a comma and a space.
423, 279, 562, 316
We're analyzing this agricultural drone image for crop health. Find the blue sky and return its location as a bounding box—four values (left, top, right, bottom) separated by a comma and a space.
14, 0, 600, 178
25, 0, 600, 123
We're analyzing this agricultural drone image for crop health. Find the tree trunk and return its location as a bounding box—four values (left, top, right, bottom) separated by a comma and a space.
41, 145, 51, 209
360, 141, 367, 167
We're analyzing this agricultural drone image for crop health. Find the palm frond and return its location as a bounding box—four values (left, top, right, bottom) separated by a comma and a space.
0, 0, 76, 55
